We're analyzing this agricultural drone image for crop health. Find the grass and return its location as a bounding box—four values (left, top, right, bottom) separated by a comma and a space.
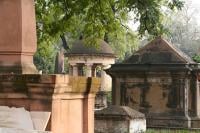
146, 129, 200, 133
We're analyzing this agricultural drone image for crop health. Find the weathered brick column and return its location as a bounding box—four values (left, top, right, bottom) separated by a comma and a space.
0, 75, 100, 133
0, 0, 37, 74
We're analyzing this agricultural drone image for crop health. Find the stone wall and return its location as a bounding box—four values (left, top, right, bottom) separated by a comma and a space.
112, 71, 197, 128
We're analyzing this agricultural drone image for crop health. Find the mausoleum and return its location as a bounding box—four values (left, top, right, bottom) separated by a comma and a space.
107, 37, 200, 128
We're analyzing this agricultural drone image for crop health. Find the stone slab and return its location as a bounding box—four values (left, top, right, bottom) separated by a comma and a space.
30, 111, 51, 131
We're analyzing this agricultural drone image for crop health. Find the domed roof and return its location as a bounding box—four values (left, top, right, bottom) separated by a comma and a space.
66, 39, 115, 57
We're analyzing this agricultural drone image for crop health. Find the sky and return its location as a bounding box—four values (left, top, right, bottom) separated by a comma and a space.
187, 0, 200, 20
190, 0, 200, 8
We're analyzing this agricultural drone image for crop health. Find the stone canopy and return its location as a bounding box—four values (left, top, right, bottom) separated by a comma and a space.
106, 37, 200, 129
65, 39, 115, 57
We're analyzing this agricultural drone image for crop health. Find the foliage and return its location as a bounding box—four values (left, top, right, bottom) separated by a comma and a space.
106, 92, 112, 104
35, 0, 184, 45
33, 42, 57, 74
193, 55, 200, 63
107, 29, 139, 61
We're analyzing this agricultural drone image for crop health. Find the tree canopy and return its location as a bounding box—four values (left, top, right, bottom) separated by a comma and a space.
35, 0, 183, 45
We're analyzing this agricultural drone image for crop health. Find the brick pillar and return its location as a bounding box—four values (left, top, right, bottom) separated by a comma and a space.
0, 0, 38, 74
83, 94, 96, 133
51, 76, 100, 133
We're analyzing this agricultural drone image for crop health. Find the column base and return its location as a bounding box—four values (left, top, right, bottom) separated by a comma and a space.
190, 117, 200, 128
147, 115, 191, 128
0, 54, 38, 74
0, 63, 38, 74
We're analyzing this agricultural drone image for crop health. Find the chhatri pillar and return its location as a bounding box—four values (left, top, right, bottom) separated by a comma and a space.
0, 0, 38, 74
85, 63, 93, 77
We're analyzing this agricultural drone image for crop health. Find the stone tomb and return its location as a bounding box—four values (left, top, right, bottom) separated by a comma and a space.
107, 37, 200, 128
95, 105, 146, 133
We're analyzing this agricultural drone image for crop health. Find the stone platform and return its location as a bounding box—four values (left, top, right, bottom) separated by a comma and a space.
0, 74, 100, 133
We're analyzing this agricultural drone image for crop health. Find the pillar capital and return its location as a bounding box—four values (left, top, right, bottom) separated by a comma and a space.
85, 63, 93, 67
70, 63, 77, 66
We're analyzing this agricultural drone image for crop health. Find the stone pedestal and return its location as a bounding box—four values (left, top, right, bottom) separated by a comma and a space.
0, 0, 37, 74
0, 74, 100, 133
146, 116, 191, 128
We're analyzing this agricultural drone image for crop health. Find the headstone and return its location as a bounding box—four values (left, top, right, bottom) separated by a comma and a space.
0, 106, 34, 130
0, 106, 51, 132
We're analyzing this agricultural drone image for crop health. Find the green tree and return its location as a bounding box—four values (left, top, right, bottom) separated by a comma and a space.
107, 29, 139, 62
35, 0, 183, 45
193, 55, 200, 63
34, 42, 57, 74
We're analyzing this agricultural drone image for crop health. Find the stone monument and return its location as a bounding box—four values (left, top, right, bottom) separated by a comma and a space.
107, 37, 200, 128
0, 0, 38, 74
